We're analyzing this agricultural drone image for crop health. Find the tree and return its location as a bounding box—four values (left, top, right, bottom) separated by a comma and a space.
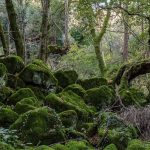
5, 0, 25, 59
39, 0, 50, 62
0, 21, 9, 55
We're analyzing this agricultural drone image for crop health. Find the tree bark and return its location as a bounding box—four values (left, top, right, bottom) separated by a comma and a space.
64, 0, 69, 48
5, 0, 25, 59
39, 0, 50, 62
122, 3, 129, 61
92, 9, 111, 77
0, 21, 9, 56
114, 60, 150, 89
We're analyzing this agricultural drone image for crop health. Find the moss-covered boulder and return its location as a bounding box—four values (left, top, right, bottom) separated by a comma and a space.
51, 140, 94, 150
0, 107, 18, 127
120, 88, 147, 106
19, 61, 57, 91
59, 110, 78, 128
63, 84, 86, 97
126, 139, 150, 150
0, 56, 24, 74
98, 112, 137, 150
14, 97, 39, 114
0, 142, 15, 150
0, 86, 13, 104
84, 85, 115, 110
78, 122, 97, 136
104, 144, 118, 150
45, 91, 95, 121
54, 70, 78, 88
6, 74, 25, 89
0, 63, 7, 87
7, 88, 37, 105
36, 145, 54, 150
77, 77, 108, 90
10, 107, 65, 145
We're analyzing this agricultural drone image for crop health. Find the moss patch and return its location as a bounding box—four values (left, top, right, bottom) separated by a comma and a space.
10, 107, 65, 145
59, 110, 78, 128
84, 85, 115, 110
45, 91, 95, 121
19, 61, 57, 91
77, 77, 108, 90
7, 88, 37, 105
63, 84, 86, 97
0, 107, 18, 127
0, 55, 24, 74
104, 144, 118, 150
54, 70, 78, 88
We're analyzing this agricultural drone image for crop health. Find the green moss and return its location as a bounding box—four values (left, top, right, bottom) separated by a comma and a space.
10, 107, 65, 145
6, 74, 25, 89
65, 129, 86, 140
45, 91, 95, 121
78, 122, 97, 136
84, 85, 115, 110
77, 77, 108, 90
19, 62, 57, 91
63, 84, 86, 97
59, 110, 78, 128
104, 144, 118, 150
36, 145, 54, 150
98, 112, 137, 150
54, 70, 78, 88
0, 107, 18, 127
119, 88, 147, 106
0, 141, 15, 150
0, 86, 13, 103
0, 56, 24, 74
7, 88, 37, 105
14, 97, 39, 114
0, 63, 7, 87
51, 140, 94, 150
0, 63, 7, 77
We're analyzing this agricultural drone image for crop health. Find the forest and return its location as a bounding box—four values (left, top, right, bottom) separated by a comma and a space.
0, 0, 150, 149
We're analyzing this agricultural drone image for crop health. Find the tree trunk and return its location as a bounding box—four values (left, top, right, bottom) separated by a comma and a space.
0, 21, 9, 56
122, 5, 129, 61
5, 0, 25, 59
92, 9, 111, 77
114, 60, 150, 89
39, 0, 50, 62
64, 0, 69, 48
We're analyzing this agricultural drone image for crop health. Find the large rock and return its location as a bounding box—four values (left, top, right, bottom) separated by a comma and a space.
0, 55, 24, 74
45, 91, 95, 121
98, 112, 137, 150
10, 107, 65, 145
19, 60, 57, 91
77, 77, 108, 90
54, 70, 78, 88
0, 107, 18, 127
7, 88, 37, 105
84, 85, 115, 110
0, 86, 13, 104
14, 97, 39, 114
59, 110, 78, 128
63, 84, 86, 97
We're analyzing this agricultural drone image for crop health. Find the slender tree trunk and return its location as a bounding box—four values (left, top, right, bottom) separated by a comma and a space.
5, 0, 25, 59
92, 9, 111, 77
64, 0, 69, 48
122, 5, 129, 61
39, 0, 50, 62
0, 21, 9, 56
